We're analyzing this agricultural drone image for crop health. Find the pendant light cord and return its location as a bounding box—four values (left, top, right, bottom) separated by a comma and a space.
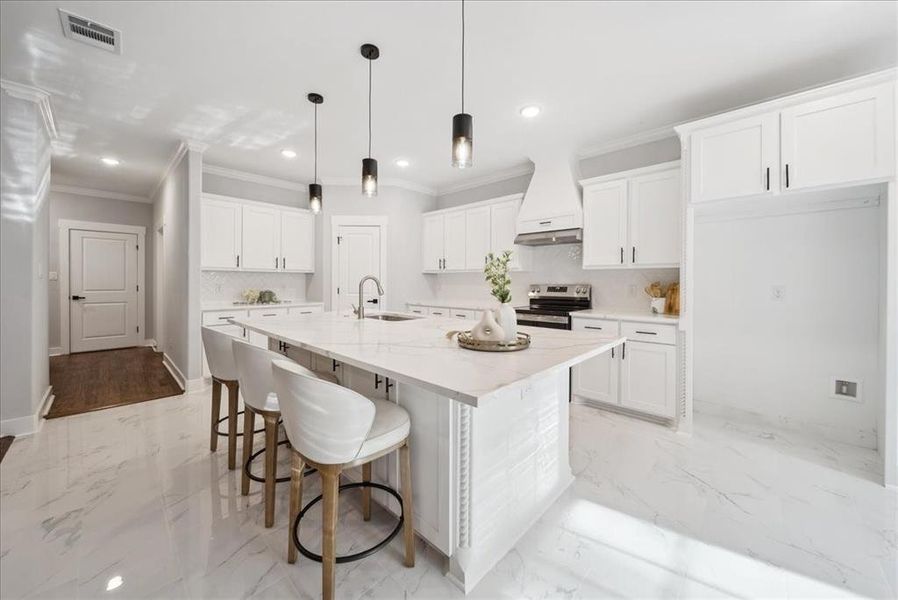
314, 103, 318, 184
461, 0, 465, 114
368, 59, 372, 158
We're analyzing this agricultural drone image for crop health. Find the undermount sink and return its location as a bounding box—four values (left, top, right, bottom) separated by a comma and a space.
364, 313, 421, 322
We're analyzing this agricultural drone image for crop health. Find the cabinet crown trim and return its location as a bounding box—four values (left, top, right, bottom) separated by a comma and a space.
674, 69, 896, 136
423, 193, 524, 217
579, 160, 681, 188
202, 192, 313, 214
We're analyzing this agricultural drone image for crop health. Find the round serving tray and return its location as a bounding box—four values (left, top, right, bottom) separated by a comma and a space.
455, 331, 531, 352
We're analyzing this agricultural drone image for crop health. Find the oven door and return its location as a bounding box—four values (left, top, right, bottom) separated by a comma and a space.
515, 312, 571, 330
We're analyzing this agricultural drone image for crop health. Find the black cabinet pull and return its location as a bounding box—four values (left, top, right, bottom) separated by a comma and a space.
584, 325, 603, 330
539, 220, 552, 225
217, 316, 233, 320
282, 257, 285, 269
765, 167, 770, 191
71, 295, 85, 300
366, 298, 378, 304
632, 246, 636, 263
620, 247, 624, 264
785, 164, 790, 188
262, 313, 277, 317
622, 342, 626, 360
236, 255, 240, 267
332, 359, 340, 372
611, 347, 615, 359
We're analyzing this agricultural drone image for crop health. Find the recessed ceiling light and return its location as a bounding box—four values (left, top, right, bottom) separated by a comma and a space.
100, 157, 120, 166
394, 159, 410, 168
105, 575, 124, 591
280, 149, 297, 159
520, 105, 541, 118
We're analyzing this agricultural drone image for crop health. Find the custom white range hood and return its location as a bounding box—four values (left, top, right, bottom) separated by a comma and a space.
514, 151, 583, 246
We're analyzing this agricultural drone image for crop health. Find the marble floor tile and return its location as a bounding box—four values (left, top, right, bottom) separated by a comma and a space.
1, 388, 894, 599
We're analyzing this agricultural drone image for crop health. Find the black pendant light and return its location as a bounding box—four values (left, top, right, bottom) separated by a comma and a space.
452, 0, 472, 168
361, 43, 380, 197
307, 92, 324, 214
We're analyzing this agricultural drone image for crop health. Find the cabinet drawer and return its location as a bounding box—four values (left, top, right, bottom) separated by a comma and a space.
451, 309, 476, 320
519, 214, 576, 233
289, 305, 322, 315
202, 310, 248, 325
571, 318, 620, 335
621, 321, 676, 345
248, 307, 288, 318
427, 307, 449, 318
407, 304, 427, 315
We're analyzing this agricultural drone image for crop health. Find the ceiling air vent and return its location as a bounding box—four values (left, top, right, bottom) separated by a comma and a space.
58, 9, 122, 54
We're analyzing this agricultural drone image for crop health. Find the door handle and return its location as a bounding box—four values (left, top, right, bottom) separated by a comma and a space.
71, 295, 85, 300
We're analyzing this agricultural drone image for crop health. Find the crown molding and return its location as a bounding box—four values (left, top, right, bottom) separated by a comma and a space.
50, 184, 151, 204
151, 141, 189, 200
577, 125, 677, 160
0, 79, 58, 140
321, 176, 436, 196
434, 162, 533, 196
203, 164, 305, 191
185, 140, 209, 153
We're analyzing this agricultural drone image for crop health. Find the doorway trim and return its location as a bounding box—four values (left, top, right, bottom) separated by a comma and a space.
329, 216, 388, 312
58, 219, 146, 355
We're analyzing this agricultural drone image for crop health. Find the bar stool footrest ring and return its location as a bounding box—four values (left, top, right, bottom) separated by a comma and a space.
292, 481, 404, 564
216, 411, 278, 437
244, 440, 316, 483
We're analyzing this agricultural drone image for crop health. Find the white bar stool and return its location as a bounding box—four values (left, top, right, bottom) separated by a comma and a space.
231, 340, 338, 527
202, 326, 262, 470
272, 359, 416, 600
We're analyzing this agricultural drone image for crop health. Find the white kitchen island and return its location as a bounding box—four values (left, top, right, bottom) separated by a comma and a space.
231, 311, 623, 593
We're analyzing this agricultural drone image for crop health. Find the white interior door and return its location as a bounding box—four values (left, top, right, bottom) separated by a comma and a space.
335, 225, 383, 314
70, 230, 139, 353
629, 168, 681, 266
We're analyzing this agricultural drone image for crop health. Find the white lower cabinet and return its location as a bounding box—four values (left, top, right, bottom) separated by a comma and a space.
246, 307, 288, 348
572, 318, 677, 420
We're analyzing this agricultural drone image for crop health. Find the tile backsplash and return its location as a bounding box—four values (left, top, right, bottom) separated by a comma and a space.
201, 271, 308, 303
433, 244, 679, 310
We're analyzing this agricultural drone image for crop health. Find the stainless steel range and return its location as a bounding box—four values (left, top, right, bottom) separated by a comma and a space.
515, 284, 592, 330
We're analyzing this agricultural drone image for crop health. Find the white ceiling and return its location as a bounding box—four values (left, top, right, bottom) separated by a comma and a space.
1, 1, 895, 198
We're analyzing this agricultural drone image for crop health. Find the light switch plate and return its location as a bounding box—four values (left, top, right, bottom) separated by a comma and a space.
771, 285, 786, 301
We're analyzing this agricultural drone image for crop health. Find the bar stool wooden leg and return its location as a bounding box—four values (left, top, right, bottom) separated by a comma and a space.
320, 464, 342, 600
241, 407, 255, 496
361, 462, 372, 521
226, 382, 239, 470
287, 451, 305, 564
263, 414, 280, 527
400, 441, 416, 568
210, 379, 222, 452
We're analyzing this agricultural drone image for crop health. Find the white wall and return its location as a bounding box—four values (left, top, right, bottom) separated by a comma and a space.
47, 192, 154, 349
153, 149, 204, 382
693, 202, 883, 449
0, 89, 51, 436
308, 185, 438, 312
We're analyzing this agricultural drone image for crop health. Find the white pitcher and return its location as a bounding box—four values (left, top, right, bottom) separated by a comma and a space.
494, 303, 518, 343
472, 309, 505, 342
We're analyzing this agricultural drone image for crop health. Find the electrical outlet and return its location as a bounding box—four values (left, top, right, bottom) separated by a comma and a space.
830, 377, 862, 402
771, 285, 786, 301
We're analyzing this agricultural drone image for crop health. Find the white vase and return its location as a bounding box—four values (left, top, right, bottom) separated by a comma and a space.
495, 302, 518, 342
471, 309, 505, 342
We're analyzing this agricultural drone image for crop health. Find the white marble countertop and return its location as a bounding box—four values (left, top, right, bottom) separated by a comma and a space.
202, 300, 324, 312
232, 311, 622, 408
406, 299, 495, 311
572, 308, 680, 324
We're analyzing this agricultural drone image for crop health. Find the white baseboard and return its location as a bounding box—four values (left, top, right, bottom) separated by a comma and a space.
162, 353, 187, 392
185, 377, 207, 392
49, 346, 64, 357
0, 386, 52, 437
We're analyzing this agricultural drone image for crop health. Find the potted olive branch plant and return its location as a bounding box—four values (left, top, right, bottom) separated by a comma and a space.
484, 250, 517, 342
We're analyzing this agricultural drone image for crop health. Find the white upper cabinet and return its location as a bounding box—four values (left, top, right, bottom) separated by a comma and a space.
580, 163, 681, 269
781, 83, 895, 191
421, 194, 528, 273
582, 180, 628, 268
201, 197, 242, 269
280, 209, 315, 272
629, 169, 681, 266
690, 113, 779, 203
201, 195, 316, 273
241, 204, 281, 271
465, 205, 491, 270
489, 197, 529, 271
681, 77, 896, 203
422, 214, 444, 272
443, 210, 467, 271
